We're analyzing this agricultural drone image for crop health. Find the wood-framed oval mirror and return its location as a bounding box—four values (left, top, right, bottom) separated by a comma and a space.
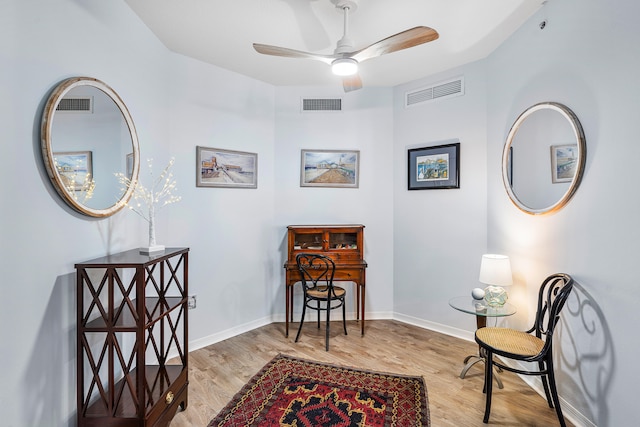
502, 102, 586, 215
41, 77, 140, 217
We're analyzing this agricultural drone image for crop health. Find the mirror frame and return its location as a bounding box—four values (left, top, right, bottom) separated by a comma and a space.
502, 102, 586, 215
41, 77, 140, 218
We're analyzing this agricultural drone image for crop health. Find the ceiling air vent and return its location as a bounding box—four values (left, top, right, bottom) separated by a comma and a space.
405, 76, 464, 108
301, 98, 342, 112
56, 97, 93, 112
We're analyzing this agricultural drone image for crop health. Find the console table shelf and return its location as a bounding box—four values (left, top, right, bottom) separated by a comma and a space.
75, 247, 189, 427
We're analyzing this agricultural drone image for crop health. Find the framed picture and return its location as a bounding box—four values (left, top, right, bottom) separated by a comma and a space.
300, 149, 359, 188
408, 142, 460, 190
196, 146, 257, 188
550, 144, 578, 183
53, 151, 93, 191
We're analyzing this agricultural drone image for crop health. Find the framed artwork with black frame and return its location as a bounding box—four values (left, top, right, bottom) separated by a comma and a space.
407, 142, 460, 190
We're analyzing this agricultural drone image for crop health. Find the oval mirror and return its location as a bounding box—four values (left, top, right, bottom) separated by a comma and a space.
502, 102, 586, 215
41, 77, 140, 217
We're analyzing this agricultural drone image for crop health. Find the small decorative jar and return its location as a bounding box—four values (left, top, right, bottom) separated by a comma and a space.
483, 285, 508, 307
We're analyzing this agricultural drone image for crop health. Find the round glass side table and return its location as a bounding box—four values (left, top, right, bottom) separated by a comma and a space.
449, 296, 516, 388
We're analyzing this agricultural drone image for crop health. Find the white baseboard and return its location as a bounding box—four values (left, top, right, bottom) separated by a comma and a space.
500, 359, 595, 427
393, 312, 475, 342
185, 316, 273, 353
186, 311, 395, 354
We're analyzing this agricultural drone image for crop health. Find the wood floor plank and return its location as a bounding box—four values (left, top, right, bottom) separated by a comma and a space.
170, 320, 571, 426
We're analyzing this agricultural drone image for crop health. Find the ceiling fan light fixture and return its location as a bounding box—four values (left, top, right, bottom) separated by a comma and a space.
331, 58, 358, 76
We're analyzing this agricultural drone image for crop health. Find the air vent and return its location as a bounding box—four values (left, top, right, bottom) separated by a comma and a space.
405, 77, 464, 107
302, 98, 342, 112
56, 97, 93, 112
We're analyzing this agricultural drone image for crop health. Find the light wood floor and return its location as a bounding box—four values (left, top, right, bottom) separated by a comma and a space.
170, 320, 571, 426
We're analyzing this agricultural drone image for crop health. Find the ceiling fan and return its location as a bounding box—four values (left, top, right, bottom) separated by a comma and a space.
253, 0, 439, 92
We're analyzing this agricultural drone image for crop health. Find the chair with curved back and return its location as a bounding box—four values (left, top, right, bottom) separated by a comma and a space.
295, 253, 347, 351
475, 273, 575, 426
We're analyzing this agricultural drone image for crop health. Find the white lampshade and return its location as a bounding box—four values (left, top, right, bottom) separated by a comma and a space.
479, 254, 513, 287
331, 58, 358, 76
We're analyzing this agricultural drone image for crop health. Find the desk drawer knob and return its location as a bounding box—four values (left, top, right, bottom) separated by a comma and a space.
165, 391, 174, 405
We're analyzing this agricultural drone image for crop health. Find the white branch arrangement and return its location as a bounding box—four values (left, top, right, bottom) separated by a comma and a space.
55, 159, 96, 204
115, 157, 181, 252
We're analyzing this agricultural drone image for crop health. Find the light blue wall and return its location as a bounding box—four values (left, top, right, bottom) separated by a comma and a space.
393, 0, 639, 425
1, 1, 277, 426
2, 0, 636, 426
273, 86, 395, 320
393, 62, 489, 334
486, 0, 639, 425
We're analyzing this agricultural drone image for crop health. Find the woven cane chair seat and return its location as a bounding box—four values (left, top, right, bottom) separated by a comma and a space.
307, 285, 346, 299
475, 327, 544, 357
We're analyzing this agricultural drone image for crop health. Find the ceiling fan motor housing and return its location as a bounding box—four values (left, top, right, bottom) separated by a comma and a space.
332, 58, 358, 75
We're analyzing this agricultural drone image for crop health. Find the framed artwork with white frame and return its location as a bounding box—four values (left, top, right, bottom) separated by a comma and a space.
550, 144, 578, 183
196, 146, 258, 188
300, 149, 360, 188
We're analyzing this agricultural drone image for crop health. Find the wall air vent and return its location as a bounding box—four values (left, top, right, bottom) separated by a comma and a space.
405, 76, 464, 108
56, 97, 93, 112
301, 98, 342, 112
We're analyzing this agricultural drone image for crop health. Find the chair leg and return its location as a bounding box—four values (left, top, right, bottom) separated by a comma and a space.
316, 300, 321, 328
480, 348, 487, 394
483, 350, 494, 423
325, 298, 331, 351
546, 357, 566, 427
539, 360, 553, 407
295, 299, 307, 343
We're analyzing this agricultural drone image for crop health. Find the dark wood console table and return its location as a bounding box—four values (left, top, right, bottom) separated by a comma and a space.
284, 225, 367, 336
75, 247, 189, 427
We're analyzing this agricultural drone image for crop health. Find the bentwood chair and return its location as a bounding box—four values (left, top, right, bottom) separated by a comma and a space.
295, 253, 347, 351
475, 273, 575, 426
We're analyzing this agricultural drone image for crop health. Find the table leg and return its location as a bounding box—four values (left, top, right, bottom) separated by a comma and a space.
290, 284, 294, 322
458, 313, 503, 388
459, 353, 504, 389
360, 282, 365, 336
285, 284, 290, 337
355, 282, 360, 321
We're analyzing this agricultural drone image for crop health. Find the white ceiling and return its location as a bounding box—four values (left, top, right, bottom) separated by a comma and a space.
125, 0, 546, 89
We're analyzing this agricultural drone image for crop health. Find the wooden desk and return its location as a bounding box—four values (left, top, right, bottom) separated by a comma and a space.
284, 225, 367, 336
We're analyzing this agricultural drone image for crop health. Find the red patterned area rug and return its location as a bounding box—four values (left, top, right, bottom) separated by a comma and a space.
208, 354, 430, 427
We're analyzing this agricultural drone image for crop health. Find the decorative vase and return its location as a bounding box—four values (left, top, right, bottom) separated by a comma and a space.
140, 206, 164, 254
483, 285, 508, 307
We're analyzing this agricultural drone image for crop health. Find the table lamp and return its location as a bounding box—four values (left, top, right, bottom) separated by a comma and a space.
479, 254, 513, 307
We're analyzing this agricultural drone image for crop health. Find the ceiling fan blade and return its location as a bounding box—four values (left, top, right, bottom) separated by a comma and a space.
253, 43, 334, 65
342, 73, 363, 92
351, 26, 439, 63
